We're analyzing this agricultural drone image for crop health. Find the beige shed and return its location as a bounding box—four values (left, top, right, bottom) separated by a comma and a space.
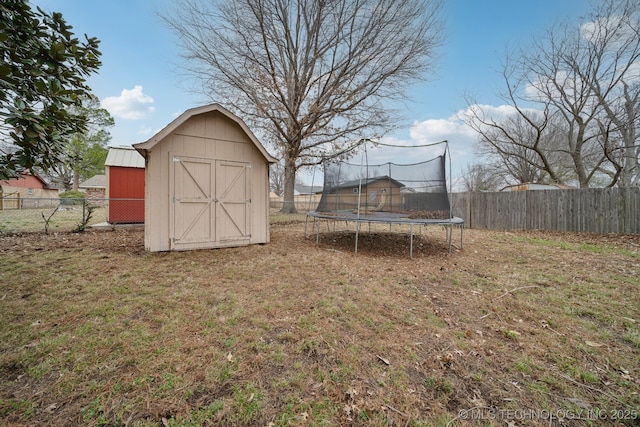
133, 104, 277, 252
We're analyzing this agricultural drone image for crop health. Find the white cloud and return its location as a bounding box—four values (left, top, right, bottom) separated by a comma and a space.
455, 103, 520, 123
356, 112, 481, 187
580, 15, 636, 45
410, 116, 476, 143
101, 85, 155, 120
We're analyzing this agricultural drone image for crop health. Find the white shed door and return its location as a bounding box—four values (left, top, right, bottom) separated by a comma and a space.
171, 156, 251, 250
216, 160, 251, 242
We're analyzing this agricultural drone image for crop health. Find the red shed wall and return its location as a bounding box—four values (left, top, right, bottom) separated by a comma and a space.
108, 166, 145, 223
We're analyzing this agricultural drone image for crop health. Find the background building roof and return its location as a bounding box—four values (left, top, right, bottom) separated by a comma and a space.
79, 174, 106, 189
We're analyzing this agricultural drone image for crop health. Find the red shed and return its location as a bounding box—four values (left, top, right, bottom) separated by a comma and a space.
105, 147, 145, 223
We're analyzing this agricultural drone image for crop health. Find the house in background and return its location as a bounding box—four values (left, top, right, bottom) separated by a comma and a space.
134, 103, 277, 252
0, 172, 58, 209
501, 183, 576, 192
322, 175, 405, 212
79, 174, 106, 199
294, 184, 323, 196
105, 147, 145, 223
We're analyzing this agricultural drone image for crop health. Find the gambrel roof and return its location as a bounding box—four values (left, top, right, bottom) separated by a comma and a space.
133, 103, 277, 163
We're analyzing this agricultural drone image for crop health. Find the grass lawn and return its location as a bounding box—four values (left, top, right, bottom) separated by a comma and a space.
0, 204, 110, 234
0, 212, 639, 426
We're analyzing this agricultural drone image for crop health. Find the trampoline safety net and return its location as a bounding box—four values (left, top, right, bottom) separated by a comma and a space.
315, 154, 451, 220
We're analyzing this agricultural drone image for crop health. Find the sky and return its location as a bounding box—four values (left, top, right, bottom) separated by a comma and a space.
31, 0, 595, 187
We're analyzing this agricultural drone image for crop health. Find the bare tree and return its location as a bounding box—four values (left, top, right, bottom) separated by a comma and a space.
465, 0, 640, 188
464, 101, 571, 185
461, 163, 504, 192
269, 161, 285, 196
164, 0, 444, 212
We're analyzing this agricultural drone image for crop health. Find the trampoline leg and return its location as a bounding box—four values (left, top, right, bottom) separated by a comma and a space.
410, 223, 414, 258
304, 214, 310, 237
316, 219, 321, 245
355, 222, 360, 254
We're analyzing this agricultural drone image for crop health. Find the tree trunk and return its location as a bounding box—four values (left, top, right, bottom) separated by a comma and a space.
280, 155, 298, 214
72, 170, 80, 191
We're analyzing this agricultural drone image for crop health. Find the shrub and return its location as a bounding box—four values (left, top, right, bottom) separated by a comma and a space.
59, 190, 85, 205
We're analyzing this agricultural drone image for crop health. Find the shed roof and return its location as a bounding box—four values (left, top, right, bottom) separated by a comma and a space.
133, 103, 277, 163
105, 147, 145, 168
79, 174, 106, 189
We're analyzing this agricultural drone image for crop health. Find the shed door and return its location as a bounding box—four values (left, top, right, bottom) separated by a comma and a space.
171, 156, 251, 250
216, 160, 251, 242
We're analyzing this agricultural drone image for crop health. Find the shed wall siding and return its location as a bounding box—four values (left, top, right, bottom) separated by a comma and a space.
107, 166, 145, 223
144, 112, 270, 251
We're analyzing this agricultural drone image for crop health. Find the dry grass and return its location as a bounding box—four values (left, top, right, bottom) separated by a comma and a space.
0, 212, 639, 426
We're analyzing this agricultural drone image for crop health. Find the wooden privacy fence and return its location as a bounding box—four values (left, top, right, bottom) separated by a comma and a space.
451, 188, 640, 234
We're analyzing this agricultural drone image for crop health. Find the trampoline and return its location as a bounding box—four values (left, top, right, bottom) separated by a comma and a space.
305, 141, 464, 256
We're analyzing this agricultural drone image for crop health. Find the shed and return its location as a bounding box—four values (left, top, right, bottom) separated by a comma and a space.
134, 104, 277, 252
105, 147, 145, 223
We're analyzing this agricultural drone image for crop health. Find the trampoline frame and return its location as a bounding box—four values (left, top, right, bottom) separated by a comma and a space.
305, 211, 464, 256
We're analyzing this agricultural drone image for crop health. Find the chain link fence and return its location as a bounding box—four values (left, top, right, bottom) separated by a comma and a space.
269, 194, 321, 211
0, 198, 144, 233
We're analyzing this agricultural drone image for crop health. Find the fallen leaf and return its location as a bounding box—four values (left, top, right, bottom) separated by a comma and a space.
377, 355, 390, 365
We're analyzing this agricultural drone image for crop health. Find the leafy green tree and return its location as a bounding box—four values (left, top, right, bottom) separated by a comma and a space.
0, 0, 102, 179
48, 95, 114, 190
